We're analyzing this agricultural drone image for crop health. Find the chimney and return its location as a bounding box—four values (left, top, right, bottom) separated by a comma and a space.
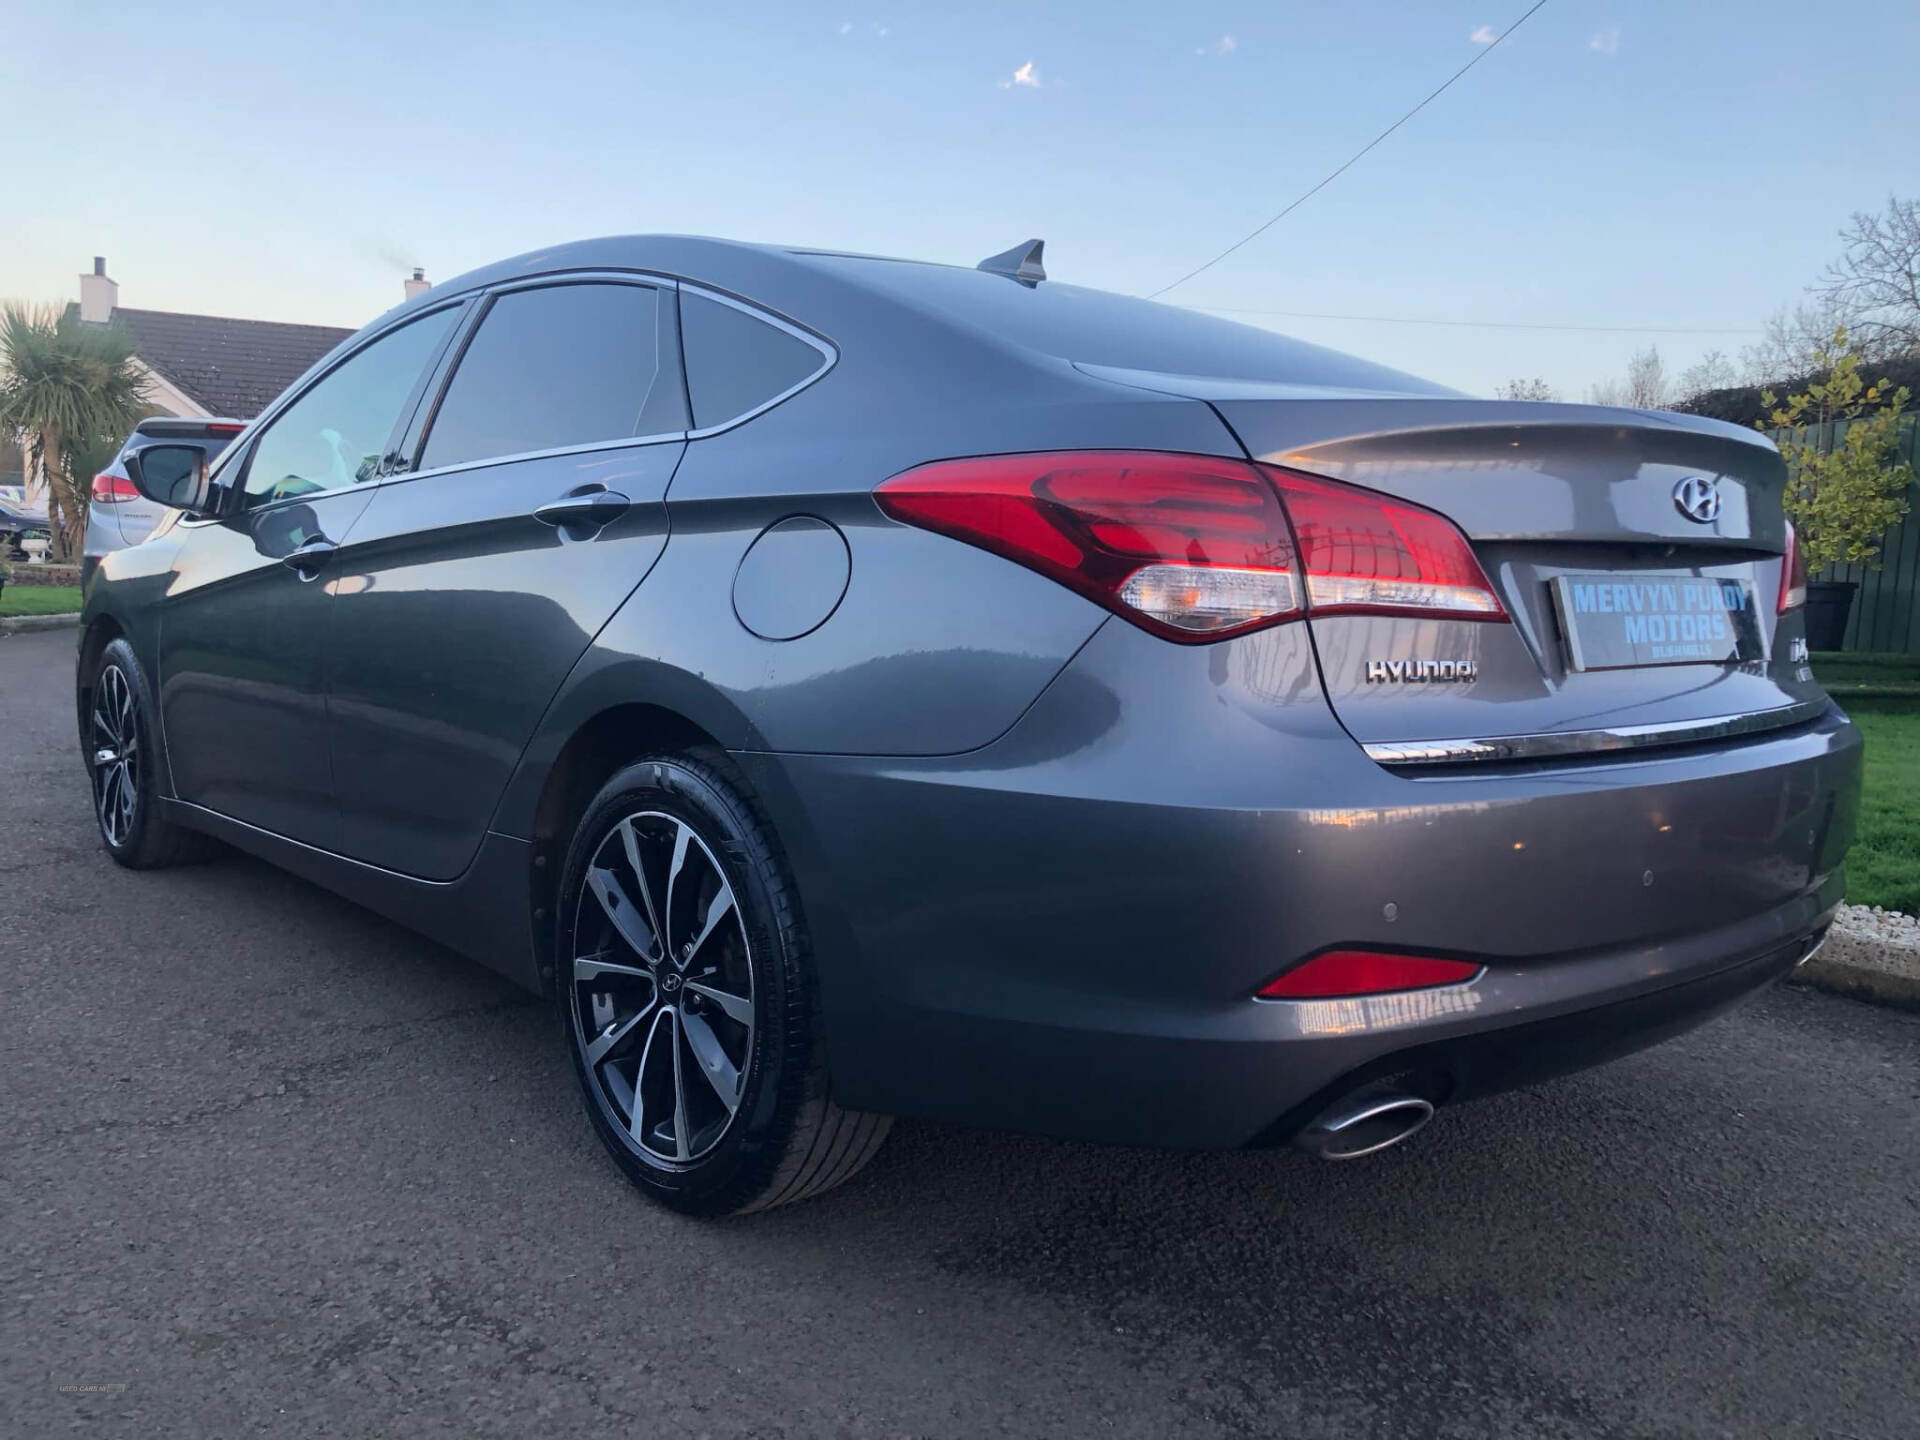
80, 256, 118, 323
403, 267, 430, 301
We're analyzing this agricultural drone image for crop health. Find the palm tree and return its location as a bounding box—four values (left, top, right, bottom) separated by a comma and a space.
0, 303, 147, 560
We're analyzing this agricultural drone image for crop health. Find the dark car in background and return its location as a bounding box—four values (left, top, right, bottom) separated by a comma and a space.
81, 416, 244, 587
79, 235, 1861, 1216
0, 495, 50, 562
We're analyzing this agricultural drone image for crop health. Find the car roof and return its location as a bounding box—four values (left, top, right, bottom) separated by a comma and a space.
351, 235, 1445, 398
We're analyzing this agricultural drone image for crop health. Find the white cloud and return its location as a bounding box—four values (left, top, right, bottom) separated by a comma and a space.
1469, 24, 1498, 44
1589, 27, 1621, 55
1003, 60, 1039, 89
838, 21, 853, 34
1196, 34, 1237, 56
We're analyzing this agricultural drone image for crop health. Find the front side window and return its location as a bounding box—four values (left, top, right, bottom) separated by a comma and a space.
243, 308, 457, 508
418, 282, 676, 472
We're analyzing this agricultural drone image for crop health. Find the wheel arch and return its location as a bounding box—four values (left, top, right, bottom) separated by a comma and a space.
522, 699, 736, 992
75, 615, 128, 750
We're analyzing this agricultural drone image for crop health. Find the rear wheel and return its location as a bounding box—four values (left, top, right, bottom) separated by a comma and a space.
84, 638, 216, 869
556, 754, 890, 1215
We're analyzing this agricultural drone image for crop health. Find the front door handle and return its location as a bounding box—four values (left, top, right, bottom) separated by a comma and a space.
282, 537, 337, 581
533, 485, 631, 534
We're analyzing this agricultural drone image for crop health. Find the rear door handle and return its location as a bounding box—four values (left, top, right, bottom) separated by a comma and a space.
533, 485, 631, 533
282, 537, 337, 580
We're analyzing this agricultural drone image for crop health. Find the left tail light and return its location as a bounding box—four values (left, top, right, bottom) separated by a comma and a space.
1777, 520, 1807, 614
91, 472, 139, 504
874, 450, 1505, 641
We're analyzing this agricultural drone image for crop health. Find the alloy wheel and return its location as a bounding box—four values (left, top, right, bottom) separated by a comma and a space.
568, 811, 756, 1165
90, 664, 141, 848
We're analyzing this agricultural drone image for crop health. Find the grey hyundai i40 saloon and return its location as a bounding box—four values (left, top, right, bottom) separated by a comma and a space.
82, 235, 1860, 1214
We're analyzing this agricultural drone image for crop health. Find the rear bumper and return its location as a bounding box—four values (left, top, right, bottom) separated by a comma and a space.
1250, 924, 1823, 1146
738, 620, 1863, 1149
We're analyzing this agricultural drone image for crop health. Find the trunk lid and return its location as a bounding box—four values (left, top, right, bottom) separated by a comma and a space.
1194, 388, 1823, 754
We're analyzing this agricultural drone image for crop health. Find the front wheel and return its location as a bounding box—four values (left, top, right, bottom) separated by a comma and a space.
83, 637, 217, 869
555, 754, 891, 1215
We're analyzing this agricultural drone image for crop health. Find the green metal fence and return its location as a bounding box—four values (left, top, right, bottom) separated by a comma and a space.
1786, 413, 1920, 655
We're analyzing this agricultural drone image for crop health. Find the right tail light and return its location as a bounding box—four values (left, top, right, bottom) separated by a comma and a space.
874, 450, 1506, 641
91, 472, 139, 504
1778, 520, 1807, 614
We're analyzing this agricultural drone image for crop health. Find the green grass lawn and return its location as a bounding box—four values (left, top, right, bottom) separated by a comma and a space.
0, 584, 81, 617
1842, 702, 1920, 916
1810, 657, 1920, 913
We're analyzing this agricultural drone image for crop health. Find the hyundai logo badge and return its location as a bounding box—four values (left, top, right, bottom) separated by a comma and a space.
1673, 475, 1721, 524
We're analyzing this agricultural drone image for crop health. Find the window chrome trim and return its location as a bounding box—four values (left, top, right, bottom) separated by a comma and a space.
387, 428, 689, 487
676, 281, 838, 439
228, 271, 838, 508
1362, 698, 1832, 768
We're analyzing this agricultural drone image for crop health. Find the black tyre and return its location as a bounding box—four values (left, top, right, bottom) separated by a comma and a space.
83, 638, 218, 870
556, 754, 891, 1216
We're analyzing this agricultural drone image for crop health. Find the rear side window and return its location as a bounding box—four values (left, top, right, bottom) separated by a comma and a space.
420, 282, 680, 471
680, 292, 827, 431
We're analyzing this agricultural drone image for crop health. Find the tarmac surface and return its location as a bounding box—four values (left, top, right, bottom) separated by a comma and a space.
4, 626, 1916, 1438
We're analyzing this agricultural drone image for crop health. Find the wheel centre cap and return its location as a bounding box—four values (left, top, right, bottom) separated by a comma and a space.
660, 971, 682, 993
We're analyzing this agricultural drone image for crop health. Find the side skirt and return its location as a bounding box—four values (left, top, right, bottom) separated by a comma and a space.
158, 799, 544, 994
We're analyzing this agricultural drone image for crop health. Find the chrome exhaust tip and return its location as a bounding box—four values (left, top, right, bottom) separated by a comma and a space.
1293, 1088, 1436, 1161
1795, 927, 1831, 968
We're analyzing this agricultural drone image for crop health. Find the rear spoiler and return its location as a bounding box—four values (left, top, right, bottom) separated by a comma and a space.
134, 418, 246, 442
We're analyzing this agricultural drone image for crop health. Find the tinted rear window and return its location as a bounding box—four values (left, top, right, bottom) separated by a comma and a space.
680, 292, 827, 431
803, 255, 1447, 394
421, 282, 676, 471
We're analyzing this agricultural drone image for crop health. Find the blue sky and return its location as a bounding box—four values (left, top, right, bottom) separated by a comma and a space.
4, 0, 1917, 396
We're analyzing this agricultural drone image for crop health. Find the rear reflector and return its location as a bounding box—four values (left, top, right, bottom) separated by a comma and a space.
1257, 949, 1483, 999
1778, 521, 1807, 614
875, 451, 1505, 641
91, 472, 138, 504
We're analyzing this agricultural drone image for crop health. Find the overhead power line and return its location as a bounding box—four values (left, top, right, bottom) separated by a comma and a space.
1145, 0, 1554, 300
1192, 307, 1761, 337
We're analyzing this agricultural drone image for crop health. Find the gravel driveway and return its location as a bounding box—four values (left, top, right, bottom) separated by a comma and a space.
3, 627, 1916, 1439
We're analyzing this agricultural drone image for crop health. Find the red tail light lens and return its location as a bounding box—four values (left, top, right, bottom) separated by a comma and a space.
1778, 521, 1807, 615
1257, 949, 1483, 999
875, 451, 1505, 640
207, 423, 244, 436
1267, 469, 1506, 620
91, 472, 139, 504
875, 451, 1301, 640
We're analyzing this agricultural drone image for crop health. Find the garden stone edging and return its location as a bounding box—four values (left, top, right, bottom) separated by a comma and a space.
0, 611, 80, 635
1791, 904, 1920, 1012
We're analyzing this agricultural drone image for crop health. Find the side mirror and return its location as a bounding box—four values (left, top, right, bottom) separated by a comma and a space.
122, 443, 214, 516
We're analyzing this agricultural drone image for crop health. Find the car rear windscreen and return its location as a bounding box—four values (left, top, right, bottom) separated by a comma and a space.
800, 253, 1450, 395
